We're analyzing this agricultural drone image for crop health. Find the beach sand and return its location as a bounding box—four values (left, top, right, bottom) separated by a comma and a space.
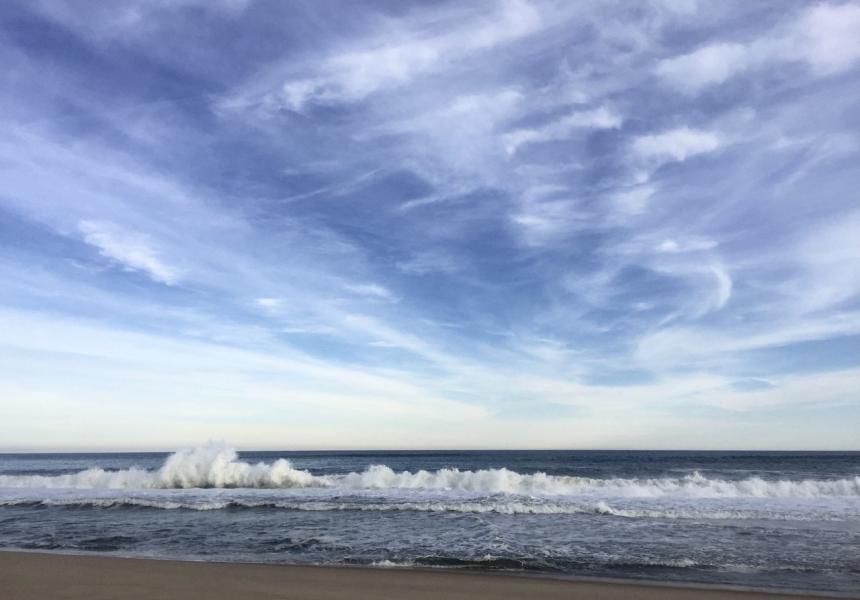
0, 551, 848, 600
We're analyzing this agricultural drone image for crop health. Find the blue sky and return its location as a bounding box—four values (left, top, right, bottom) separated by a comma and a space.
1, 0, 859, 450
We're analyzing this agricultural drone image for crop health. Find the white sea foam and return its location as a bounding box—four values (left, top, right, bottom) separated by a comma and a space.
0, 496, 848, 521
614, 557, 699, 568
371, 559, 416, 568
0, 445, 316, 490
1, 445, 858, 500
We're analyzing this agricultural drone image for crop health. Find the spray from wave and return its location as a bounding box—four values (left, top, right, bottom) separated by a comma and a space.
0, 445, 316, 490
1, 444, 858, 498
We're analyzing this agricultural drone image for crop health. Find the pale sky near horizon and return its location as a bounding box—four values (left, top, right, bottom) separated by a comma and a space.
1, 0, 859, 451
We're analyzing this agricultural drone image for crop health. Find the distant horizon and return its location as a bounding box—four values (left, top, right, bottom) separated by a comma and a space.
3, 445, 858, 454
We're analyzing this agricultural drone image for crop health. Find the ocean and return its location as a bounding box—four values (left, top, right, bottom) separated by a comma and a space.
0, 446, 858, 594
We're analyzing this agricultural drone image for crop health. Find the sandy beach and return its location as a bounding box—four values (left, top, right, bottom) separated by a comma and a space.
1, 551, 851, 600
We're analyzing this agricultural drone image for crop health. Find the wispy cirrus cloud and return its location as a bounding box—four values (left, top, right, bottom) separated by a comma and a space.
79, 220, 179, 285
344, 283, 399, 302
631, 127, 722, 164
0, 0, 858, 449
502, 106, 623, 156
223, 0, 542, 113
657, 3, 860, 93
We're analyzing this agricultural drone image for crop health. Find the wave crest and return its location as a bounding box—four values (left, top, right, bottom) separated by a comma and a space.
0, 497, 848, 521
1, 445, 858, 499
0, 445, 316, 490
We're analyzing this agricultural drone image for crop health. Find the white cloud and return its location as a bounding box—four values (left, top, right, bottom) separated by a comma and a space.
656, 43, 749, 93
792, 3, 860, 74
395, 252, 460, 275
0, 308, 489, 449
381, 89, 526, 182
4, 0, 858, 450
709, 264, 733, 311
698, 368, 860, 412
311, 85, 531, 204
636, 313, 860, 368
631, 127, 721, 163
510, 197, 588, 247
793, 210, 860, 312
228, 0, 542, 112
344, 283, 399, 302
255, 297, 283, 315
79, 220, 179, 285
656, 237, 717, 253
28, 0, 250, 45
644, 260, 732, 317
657, 3, 860, 93
341, 313, 452, 364
535, 367, 859, 415
611, 184, 655, 216
256, 297, 280, 308
502, 106, 623, 155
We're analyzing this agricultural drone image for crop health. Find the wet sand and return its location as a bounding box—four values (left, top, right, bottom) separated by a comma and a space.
0, 551, 850, 600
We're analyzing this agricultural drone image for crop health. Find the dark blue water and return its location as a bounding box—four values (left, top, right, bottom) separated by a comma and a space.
1, 446, 858, 593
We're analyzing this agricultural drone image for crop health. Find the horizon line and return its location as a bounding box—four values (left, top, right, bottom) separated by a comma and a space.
2, 447, 858, 454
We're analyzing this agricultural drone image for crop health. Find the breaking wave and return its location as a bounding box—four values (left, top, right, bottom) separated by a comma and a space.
0, 496, 848, 521
0, 446, 317, 490
1, 445, 858, 499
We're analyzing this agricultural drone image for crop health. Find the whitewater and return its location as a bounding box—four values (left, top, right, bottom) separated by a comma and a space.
1, 445, 857, 499
1, 446, 858, 593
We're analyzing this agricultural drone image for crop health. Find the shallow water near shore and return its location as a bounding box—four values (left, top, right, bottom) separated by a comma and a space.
1, 447, 858, 593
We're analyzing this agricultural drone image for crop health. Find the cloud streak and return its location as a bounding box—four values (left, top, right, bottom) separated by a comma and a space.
225, 0, 542, 113
0, 0, 858, 449
657, 3, 860, 93
79, 220, 179, 285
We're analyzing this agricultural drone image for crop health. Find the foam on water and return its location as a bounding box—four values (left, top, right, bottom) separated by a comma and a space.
0, 445, 316, 490
1, 444, 858, 499
0, 495, 849, 521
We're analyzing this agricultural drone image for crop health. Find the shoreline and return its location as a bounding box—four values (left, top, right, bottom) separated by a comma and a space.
1, 550, 856, 600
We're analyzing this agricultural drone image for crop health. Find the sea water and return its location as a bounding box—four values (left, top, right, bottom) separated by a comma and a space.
0, 445, 858, 593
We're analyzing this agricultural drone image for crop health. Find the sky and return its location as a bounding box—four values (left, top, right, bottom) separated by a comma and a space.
1, 0, 859, 451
